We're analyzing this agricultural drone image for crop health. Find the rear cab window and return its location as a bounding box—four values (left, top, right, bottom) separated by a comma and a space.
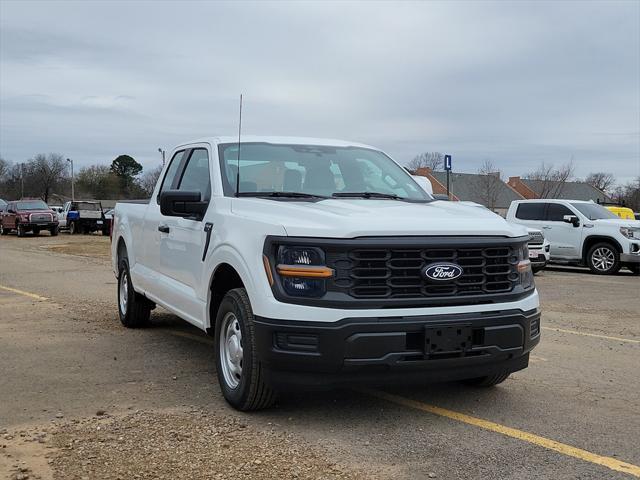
515, 203, 547, 220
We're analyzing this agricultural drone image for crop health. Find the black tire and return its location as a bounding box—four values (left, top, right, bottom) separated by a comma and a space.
17, 224, 25, 237
117, 258, 151, 328
0, 223, 8, 235
586, 242, 621, 275
628, 264, 640, 275
463, 372, 511, 387
102, 228, 109, 236
214, 288, 277, 411
33, 228, 40, 236
69, 221, 77, 235
50, 225, 59, 236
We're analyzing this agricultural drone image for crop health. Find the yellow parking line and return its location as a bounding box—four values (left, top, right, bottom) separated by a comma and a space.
365, 389, 640, 478
542, 326, 640, 344
0, 284, 48, 301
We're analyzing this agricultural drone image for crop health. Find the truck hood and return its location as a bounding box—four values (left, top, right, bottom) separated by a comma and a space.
590, 218, 640, 228
231, 198, 529, 238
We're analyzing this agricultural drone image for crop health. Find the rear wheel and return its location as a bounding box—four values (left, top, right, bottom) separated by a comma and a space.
0, 223, 8, 235
463, 372, 511, 387
214, 288, 277, 411
69, 221, 77, 235
117, 258, 151, 328
628, 264, 640, 275
587, 242, 620, 275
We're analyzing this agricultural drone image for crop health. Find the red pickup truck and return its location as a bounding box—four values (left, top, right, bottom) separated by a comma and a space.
0, 199, 59, 237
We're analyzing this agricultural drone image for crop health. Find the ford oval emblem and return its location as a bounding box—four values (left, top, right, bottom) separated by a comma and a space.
423, 262, 463, 282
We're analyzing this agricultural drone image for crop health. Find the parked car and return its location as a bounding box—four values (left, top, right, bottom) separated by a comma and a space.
61, 201, 110, 235
604, 205, 635, 220
507, 199, 640, 275
112, 136, 540, 411
0, 199, 59, 236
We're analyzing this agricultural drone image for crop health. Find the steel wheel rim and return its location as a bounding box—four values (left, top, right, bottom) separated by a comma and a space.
219, 312, 243, 389
119, 271, 128, 314
592, 247, 615, 271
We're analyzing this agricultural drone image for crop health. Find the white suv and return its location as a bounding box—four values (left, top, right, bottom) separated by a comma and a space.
507, 199, 640, 275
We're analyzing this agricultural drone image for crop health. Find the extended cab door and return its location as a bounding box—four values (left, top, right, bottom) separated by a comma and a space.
543, 203, 582, 258
4, 202, 16, 228
140, 147, 213, 326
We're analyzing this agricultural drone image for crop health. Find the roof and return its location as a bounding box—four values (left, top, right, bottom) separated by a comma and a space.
430, 171, 523, 209
520, 179, 611, 202
177, 136, 377, 150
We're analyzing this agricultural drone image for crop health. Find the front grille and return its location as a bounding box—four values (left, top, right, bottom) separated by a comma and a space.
528, 231, 544, 246
327, 244, 520, 300
29, 213, 53, 223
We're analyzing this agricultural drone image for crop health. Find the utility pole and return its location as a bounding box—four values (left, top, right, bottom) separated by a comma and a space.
20, 163, 24, 199
158, 148, 166, 166
66, 158, 74, 201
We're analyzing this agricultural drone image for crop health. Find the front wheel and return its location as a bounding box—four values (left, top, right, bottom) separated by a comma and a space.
117, 259, 151, 328
33, 228, 40, 236
463, 372, 511, 387
16, 224, 25, 237
214, 288, 276, 411
50, 225, 59, 236
587, 242, 620, 275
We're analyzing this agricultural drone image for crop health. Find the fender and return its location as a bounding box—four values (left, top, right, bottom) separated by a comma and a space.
582, 235, 623, 260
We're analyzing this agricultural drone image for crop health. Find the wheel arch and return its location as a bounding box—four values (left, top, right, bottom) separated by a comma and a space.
207, 262, 247, 333
582, 236, 622, 261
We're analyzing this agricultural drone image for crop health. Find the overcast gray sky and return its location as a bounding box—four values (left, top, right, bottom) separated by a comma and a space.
1, 0, 639, 183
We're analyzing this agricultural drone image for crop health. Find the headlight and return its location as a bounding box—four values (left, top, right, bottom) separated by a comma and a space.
620, 227, 638, 239
274, 246, 333, 297
516, 244, 534, 289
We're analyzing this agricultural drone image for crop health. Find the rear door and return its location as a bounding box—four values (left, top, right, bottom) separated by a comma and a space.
5, 202, 17, 228
513, 202, 547, 230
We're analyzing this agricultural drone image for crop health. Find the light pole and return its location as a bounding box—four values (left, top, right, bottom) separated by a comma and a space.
158, 148, 166, 166
66, 158, 74, 201
20, 163, 24, 199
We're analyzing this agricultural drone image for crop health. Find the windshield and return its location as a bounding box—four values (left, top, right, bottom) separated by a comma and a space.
571, 203, 619, 220
218, 143, 431, 201
16, 200, 49, 210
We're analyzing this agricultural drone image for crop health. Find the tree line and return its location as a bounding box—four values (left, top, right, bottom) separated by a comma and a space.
408, 151, 640, 211
0, 154, 163, 203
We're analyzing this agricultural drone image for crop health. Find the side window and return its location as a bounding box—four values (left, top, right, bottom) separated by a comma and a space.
157, 150, 186, 203
515, 203, 546, 220
177, 149, 211, 202
546, 203, 573, 221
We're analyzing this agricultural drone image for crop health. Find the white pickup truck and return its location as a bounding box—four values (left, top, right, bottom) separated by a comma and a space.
111, 136, 540, 410
507, 199, 640, 275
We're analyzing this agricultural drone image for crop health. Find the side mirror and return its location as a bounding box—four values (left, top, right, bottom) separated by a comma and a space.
159, 190, 208, 219
563, 215, 580, 227
412, 175, 433, 195
7, 208, 15, 214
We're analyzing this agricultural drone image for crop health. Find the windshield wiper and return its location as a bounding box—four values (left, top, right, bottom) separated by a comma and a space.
237, 191, 329, 199
331, 192, 403, 200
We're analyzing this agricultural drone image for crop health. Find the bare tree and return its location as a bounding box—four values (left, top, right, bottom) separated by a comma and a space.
139, 164, 164, 196
29, 153, 67, 202
585, 172, 615, 193
525, 160, 574, 198
407, 152, 444, 172
0, 157, 9, 180
473, 159, 503, 211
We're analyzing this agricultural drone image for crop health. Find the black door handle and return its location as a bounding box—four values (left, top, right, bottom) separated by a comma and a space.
202, 222, 214, 261
158, 225, 170, 233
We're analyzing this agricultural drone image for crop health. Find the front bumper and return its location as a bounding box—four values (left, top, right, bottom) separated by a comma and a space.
254, 308, 541, 389
22, 222, 58, 230
621, 253, 640, 263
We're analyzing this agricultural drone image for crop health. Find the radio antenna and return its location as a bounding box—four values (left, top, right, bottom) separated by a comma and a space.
235, 94, 243, 197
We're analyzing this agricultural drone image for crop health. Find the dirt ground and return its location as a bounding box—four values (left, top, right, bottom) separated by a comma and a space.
1, 233, 639, 480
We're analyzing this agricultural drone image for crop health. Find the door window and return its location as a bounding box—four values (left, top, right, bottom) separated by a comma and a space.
157, 150, 186, 203
515, 203, 546, 220
177, 149, 211, 202
546, 203, 574, 221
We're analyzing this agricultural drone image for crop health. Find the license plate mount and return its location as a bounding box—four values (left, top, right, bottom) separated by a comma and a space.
424, 324, 473, 356
529, 251, 539, 259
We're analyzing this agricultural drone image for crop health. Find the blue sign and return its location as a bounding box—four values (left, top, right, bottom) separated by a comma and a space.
444, 154, 452, 171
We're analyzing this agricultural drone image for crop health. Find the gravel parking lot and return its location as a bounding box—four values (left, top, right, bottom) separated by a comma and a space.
0, 234, 638, 479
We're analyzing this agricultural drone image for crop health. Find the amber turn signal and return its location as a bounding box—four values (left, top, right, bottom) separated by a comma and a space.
276, 264, 334, 278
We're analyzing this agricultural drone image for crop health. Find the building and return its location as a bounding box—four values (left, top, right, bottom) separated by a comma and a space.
507, 177, 612, 203
415, 168, 525, 216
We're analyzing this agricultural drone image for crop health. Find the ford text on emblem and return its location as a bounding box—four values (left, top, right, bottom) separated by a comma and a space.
423, 263, 463, 281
